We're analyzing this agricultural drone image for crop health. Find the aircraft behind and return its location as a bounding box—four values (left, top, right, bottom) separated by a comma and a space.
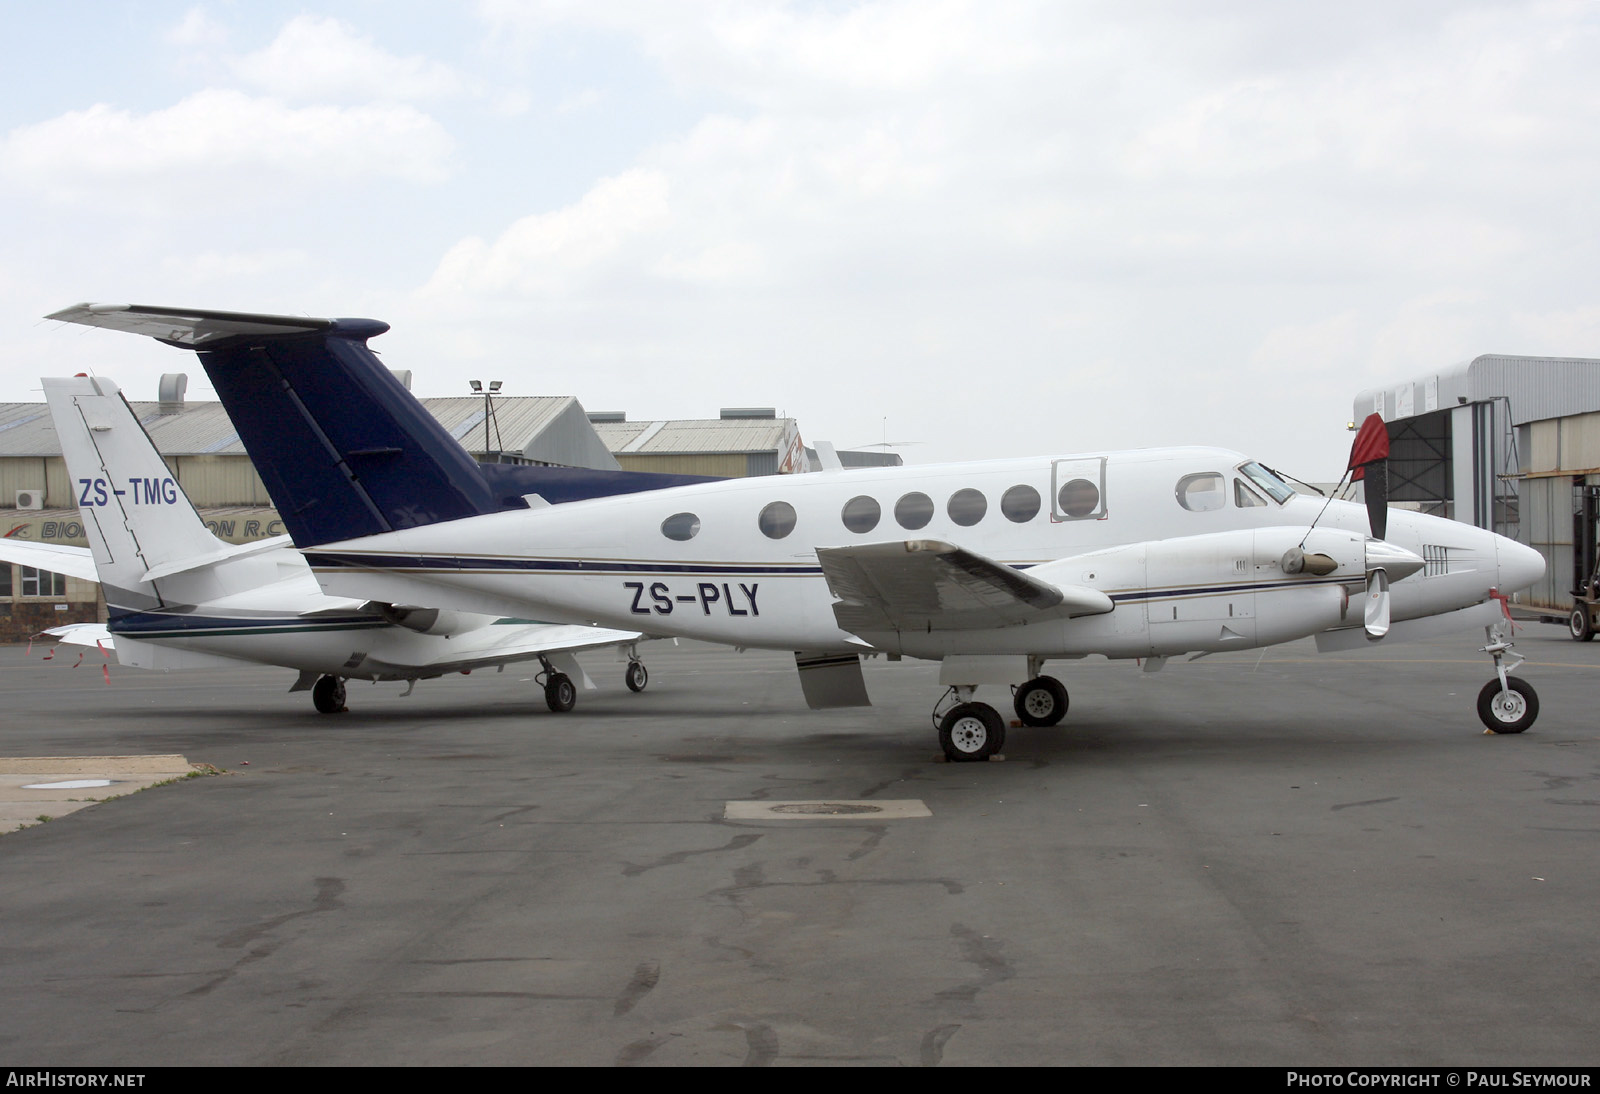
45, 303, 1547, 758
9, 373, 661, 713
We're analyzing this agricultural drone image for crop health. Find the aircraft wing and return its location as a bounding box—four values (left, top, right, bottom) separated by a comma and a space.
0, 538, 99, 582
816, 539, 1113, 634
357, 622, 645, 676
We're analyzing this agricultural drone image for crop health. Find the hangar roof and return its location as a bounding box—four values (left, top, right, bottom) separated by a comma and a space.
0, 395, 620, 470
592, 417, 797, 455
1354, 354, 1600, 426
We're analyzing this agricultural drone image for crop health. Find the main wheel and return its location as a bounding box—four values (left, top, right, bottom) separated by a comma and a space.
312, 675, 346, 714
1014, 676, 1068, 727
625, 661, 648, 692
1476, 676, 1538, 733
544, 672, 577, 712
938, 702, 1005, 762
1571, 607, 1595, 642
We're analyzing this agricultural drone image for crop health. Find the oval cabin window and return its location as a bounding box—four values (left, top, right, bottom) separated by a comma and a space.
895, 492, 935, 530
841, 495, 880, 533
660, 512, 701, 541
758, 501, 798, 539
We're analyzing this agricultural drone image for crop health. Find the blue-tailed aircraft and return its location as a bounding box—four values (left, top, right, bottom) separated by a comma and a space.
46, 303, 1547, 759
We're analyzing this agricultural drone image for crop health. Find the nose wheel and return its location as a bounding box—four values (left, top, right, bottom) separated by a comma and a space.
1477, 676, 1537, 733
1478, 620, 1538, 733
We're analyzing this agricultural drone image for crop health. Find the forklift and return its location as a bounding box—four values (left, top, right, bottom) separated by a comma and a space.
1570, 482, 1600, 640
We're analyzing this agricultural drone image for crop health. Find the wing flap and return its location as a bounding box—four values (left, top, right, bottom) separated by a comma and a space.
816, 539, 1112, 634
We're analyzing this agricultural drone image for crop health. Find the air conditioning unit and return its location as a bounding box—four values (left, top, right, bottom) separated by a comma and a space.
15, 489, 44, 510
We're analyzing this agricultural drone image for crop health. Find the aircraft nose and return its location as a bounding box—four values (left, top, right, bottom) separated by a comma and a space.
1496, 537, 1545, 594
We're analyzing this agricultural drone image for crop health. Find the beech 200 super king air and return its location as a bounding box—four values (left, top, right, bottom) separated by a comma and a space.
46, 304, 1548, 760
11, 372, 670, 713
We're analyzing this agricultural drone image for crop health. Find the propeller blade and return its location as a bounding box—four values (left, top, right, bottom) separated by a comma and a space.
1363, 460, 1389, 542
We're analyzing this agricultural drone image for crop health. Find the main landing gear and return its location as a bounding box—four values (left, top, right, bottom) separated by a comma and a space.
1478, 620, 1539, 734
1013, 675, 1068, 727
535, 655, 651, 712
932, 668, 1072, 762
312, 674, 347, 714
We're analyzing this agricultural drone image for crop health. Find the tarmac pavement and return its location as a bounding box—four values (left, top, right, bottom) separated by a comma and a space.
0, 626, 1596, 1066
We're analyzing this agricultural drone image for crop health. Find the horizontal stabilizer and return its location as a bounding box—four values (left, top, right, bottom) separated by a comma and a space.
40, 622, 114, 649
46, 303, 333, 346
817, 539, 1112, 634
140, 535, 295, 582
0, 538, 99, 582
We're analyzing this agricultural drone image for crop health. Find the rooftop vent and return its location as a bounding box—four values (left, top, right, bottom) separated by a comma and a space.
720, 407, 776, 420
587, 410, 627, 423
157, 373, 187, 414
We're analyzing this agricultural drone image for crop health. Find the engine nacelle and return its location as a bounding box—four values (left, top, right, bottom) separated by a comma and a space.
377, 604, 490, 636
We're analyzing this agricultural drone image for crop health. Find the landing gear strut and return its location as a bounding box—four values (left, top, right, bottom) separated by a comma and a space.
312, 674, 347, 714
1478, 621, 1538, 733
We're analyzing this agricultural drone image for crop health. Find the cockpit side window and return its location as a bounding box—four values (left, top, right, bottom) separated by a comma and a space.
1237, 461, 1294, 504
1235, 479, 1267, 507
1176, 472, 1226, 512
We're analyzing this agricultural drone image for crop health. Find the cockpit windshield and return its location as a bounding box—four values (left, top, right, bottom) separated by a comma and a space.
1237, 461, 1295, 505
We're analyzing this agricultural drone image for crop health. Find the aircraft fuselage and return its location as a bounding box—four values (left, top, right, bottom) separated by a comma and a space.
303, 446, 1542, 661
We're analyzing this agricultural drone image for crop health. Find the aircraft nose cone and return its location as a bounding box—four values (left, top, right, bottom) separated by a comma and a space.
1496, 537, 1545, 594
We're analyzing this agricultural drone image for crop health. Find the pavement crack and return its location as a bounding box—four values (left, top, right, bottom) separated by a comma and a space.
920, 1023, 961, 1066
621, 833, 762, 877
613, 959, 660, 1017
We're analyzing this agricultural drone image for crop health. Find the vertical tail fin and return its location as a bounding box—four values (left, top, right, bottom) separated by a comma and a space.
42, 376, 223, 613
45, 304, 722, 548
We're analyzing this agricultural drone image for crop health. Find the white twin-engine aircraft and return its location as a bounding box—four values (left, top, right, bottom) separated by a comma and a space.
46, 303, 1547, 760
11, 373, 658, 714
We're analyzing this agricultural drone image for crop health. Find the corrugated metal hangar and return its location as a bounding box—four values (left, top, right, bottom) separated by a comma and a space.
1353, 353, 1600, 613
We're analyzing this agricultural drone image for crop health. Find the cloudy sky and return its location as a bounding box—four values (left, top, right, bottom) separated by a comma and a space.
3, 1, 1597, 477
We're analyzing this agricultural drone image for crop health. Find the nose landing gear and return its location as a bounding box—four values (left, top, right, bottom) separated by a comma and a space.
1478, 621, 1538, 733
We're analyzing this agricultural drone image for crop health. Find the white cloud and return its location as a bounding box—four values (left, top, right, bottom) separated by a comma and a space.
425, 169, 671, 297
410, 1, 1600, 473
0, 89, 454, 202
232, 15, 466, 103
167, 6, 229, 48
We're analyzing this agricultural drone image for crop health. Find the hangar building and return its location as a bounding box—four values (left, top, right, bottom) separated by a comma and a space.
1353, 354, 1600, 612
